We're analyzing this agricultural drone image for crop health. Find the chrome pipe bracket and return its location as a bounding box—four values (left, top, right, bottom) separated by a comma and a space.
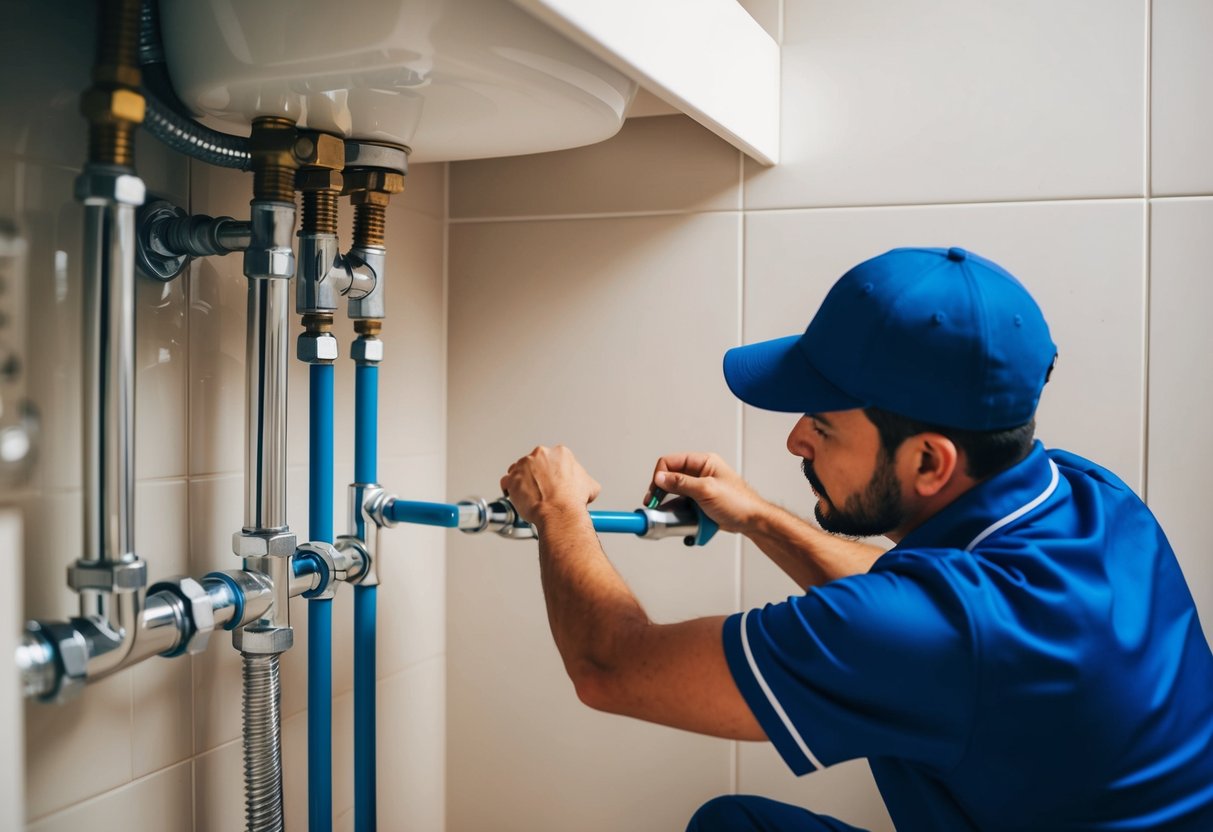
135, 198, 251, 282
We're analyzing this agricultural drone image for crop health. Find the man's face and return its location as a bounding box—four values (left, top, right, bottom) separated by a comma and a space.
786, 410, 908, 538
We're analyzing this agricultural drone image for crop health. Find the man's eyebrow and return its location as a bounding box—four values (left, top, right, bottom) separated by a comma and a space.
807, 413, 834, 429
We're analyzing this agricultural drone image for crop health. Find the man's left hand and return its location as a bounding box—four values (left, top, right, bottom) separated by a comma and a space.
500, 445, 601, 530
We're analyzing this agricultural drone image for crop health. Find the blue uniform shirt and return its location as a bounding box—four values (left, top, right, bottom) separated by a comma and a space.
723, 443, 1213, 830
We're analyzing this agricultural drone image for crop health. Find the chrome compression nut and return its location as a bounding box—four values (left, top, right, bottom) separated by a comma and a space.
350, 336, 383, 364
297, 331, 339, 364
66, 558, 147, 593
232, 625, 294, 655
148, 576, 216, 655
26, 619, 90, 702
74, 166, 146, 206
232, 530, 298, 558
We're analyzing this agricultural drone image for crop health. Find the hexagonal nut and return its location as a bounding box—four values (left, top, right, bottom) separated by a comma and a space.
80, 86, 146, 124
294, 132, 346, 170
348, 189, 392, 207
233, 530, 298, 558
296, 168, 344, 192
67, 558, 148, 592
75, 168, 147, 206
27, 619, 90, 700
232, 625, 294, 655
243, 246, 295, 280
344, 169, 405, 195
177, 577, 216, 654
350, 336, 384, 364
297, 331, 339, 363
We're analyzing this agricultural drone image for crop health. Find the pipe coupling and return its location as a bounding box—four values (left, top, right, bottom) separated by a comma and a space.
344, 247, 385, 320
332, 536, 370, 585
244, 201, 296, 280
147, 576, 215, 656
293, 541, 338, 600
23, 619, 91, 703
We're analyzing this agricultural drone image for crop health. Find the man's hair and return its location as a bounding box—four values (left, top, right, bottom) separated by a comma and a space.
863, 407, 1036, 481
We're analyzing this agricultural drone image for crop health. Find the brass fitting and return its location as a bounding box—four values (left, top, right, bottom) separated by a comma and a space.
354, 319, 382, 338
83, 0, 145, 169
302, 312, 335, 335
343, 170, 405, 196
294, 131, 346, 171
249, 117, 301, 203
295, 131, 346, 237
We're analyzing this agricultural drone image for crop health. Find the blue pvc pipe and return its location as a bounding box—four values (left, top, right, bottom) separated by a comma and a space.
308, 363, 334, 832
354, 359, 378, 832
354, 585, 377, 832
589, 511, 649, 536
385, 499, 461, 528
355, 364, 378, 484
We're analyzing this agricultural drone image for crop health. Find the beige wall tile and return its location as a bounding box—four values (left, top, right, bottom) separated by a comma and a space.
745, 0, 1146, 209
20, 163, 84, 492
1152, 0, 1213, 195
24, 671, 132, 820
135, 272, 190, 481
1146, 198, 1213, 639
131, 479, 192, 777
450, 115, 740, 219
447, 214, 742, 830
27, 760, 193, 832
374, 453, 447, 679
194, 741, 244, 832
377, 658, 446, 832
188, 164, 251, 478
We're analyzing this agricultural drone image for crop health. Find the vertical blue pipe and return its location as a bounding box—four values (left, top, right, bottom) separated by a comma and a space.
354, 360, 378, 832
308, 363, 334, 831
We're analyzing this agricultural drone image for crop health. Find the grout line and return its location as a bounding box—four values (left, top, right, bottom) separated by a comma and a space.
446, 195, 1159, 226
25, 759, 194, 825
1141, 0, 1153, 501
449, 207, 741, 224
1148, 194, 1213, 202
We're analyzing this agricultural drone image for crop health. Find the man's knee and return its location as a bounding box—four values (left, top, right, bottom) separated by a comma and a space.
687, 794, 869, 832
687, 796, 755, 832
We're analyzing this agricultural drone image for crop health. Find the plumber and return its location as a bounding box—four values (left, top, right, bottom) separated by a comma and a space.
500, 246, 1213, 831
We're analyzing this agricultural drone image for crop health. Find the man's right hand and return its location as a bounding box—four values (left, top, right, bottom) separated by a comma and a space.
645, 452, 771, 535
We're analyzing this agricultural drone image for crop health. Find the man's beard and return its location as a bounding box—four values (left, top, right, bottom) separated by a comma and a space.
802, 454, 906, 538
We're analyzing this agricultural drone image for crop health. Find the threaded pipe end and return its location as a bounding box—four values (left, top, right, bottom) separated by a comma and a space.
97, 0, 141, 74
302, 312, 334, 334
88, 122, 136, 168
301, 190, 339, 236
253, 165, 296, 204
353, 203, 387, 248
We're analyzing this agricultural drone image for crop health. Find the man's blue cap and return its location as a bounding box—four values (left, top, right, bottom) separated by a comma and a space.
723, 247, 1057, 431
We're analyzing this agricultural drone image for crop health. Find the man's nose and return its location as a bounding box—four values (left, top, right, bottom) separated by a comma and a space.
787, 416, 815, 459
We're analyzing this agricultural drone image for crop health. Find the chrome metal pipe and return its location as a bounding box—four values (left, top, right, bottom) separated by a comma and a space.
243, 276, 291, 533
80, 199, 137, 577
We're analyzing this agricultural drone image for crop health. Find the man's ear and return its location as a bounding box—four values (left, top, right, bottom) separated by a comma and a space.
902, 433, 961, 498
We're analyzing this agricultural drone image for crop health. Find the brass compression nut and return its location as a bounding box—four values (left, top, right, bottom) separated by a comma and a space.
296, 168, 345, 192
294, 131, 346, 171
349, 190, 392, 207
80, 86, 146, 126
343, 169, 405, 195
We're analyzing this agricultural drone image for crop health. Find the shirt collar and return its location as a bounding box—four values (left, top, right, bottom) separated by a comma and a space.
894, 441, 1062, 553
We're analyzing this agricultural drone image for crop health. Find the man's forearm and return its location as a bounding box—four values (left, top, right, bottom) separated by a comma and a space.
745, 503, 886, 589
533, 508, 649, 682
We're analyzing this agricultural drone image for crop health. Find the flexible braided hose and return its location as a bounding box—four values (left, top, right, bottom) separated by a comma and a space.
242, 653, 285, 832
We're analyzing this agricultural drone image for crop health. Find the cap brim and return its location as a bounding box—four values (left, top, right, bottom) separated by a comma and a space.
723, 335, 866, 413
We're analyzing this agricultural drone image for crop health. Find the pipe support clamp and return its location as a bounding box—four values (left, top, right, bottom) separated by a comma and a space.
67, 558, 147, 593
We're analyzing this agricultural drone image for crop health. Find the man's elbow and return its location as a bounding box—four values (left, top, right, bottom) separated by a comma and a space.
569, 663, 614, 713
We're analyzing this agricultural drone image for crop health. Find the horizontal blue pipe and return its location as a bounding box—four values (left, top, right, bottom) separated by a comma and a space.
385, 499, 461, 528
589, 511, 648, 535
